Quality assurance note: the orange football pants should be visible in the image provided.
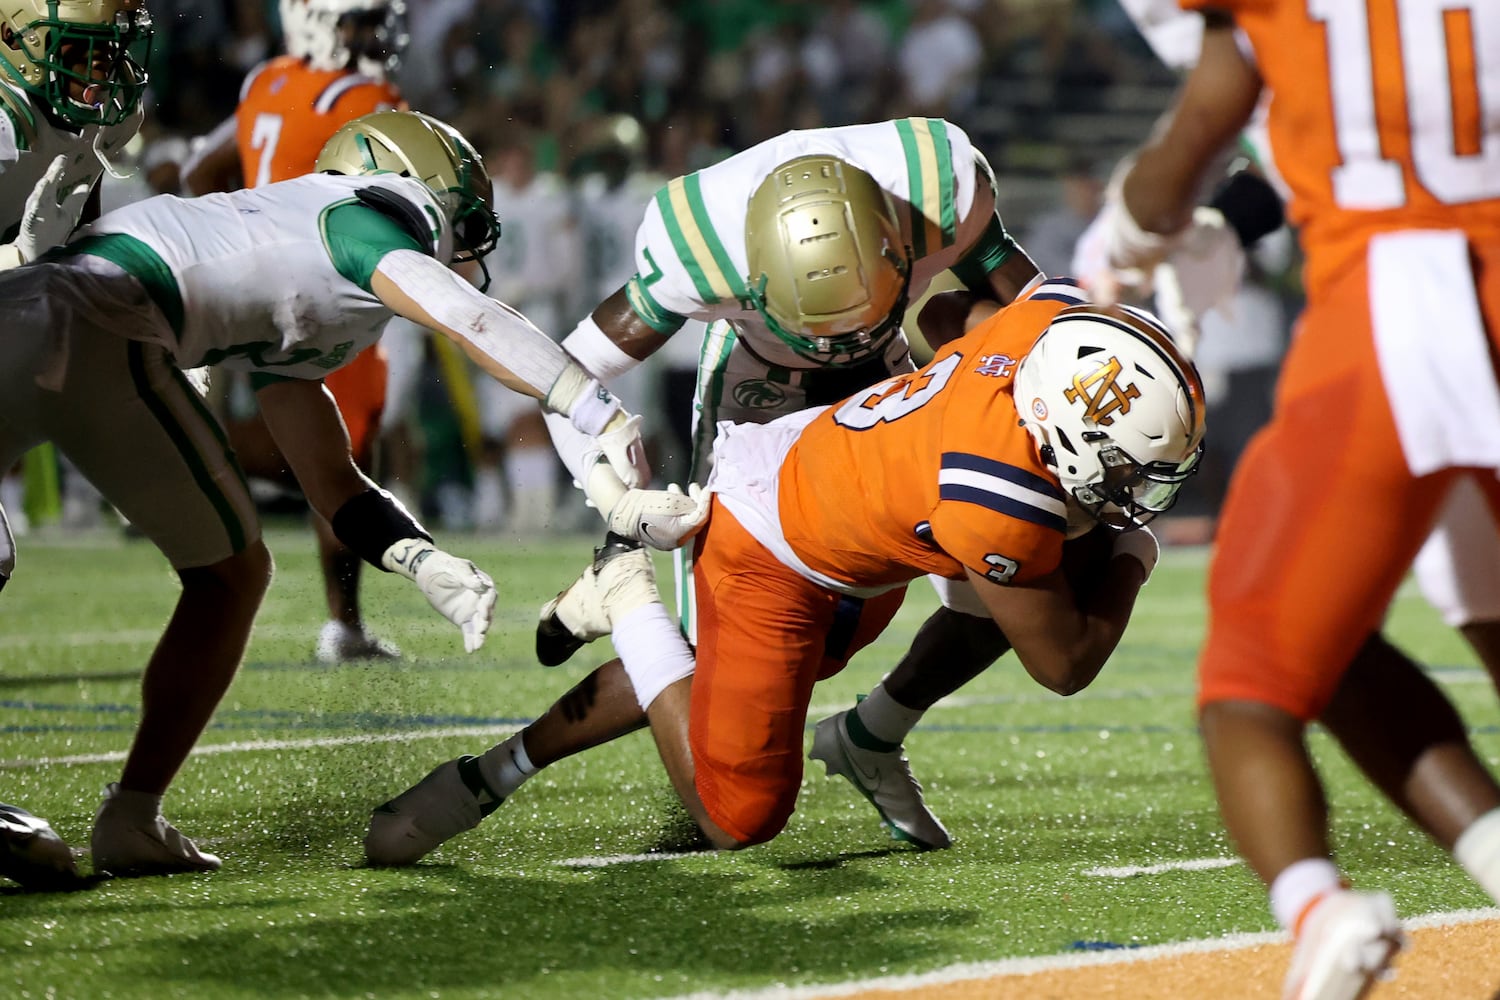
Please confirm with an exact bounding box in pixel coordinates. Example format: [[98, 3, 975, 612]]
[[690, 499, 907, 845], [1199, 241, 1500, 720], [325, 343, 388, 465]]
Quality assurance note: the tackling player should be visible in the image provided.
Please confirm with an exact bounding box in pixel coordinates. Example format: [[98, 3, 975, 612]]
[[364, 117, 1048, 858], [1094, 2, 1500, 995], [0, 110, 653, 883], [182, 0, 414, 664], [364, 285, 1200, 860], [0, 0, 154, 889]]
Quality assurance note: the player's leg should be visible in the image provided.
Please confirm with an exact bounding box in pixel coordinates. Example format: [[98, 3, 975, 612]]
[[810, 583, 1007, 850], [1198, 263, 1450, 993], [315, 347, 399, 662], [676, 500, 905, 849], [46, 332, 270, 876], [1411, 474, 1500, 688]]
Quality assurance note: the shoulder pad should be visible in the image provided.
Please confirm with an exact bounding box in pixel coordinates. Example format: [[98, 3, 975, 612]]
[[354, 183, 439, 256]]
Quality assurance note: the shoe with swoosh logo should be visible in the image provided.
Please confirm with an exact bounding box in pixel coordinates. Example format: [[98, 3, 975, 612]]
[[809, 711, 952, 850]]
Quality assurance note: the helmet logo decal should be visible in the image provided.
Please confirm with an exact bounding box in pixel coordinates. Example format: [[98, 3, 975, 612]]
[[1063, 357, 1140, 426], [1031, 398, 1047, 419]]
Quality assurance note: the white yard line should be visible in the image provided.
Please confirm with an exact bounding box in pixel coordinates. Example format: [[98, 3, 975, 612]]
[[657, 908, 1500, 1000], [1082, 857, 1242, 877], [0, 725, 518, 769]]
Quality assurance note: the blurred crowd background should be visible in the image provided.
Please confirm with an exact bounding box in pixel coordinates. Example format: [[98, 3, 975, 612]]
[[29, 0, 1302, 544]]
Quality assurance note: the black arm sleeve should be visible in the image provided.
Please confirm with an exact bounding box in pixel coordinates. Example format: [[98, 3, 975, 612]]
[[1208, 171, 1285, 249], [331, 488, 433, 570]]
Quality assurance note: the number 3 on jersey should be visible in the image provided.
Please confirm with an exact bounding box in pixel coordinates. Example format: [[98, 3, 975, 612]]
[[834, 353, 962, 430], [1313, 0, 1499, 208], [248, 113, 283, 189]]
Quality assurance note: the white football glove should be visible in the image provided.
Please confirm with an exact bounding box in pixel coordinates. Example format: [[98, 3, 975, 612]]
[[595, 411, 650, 490], [381, 539, 497, 652], [14, 155, 92, 264], [1111, 525, 1160, 583], [607, 483, 710, 551], [1150, 206, 1246, 358]]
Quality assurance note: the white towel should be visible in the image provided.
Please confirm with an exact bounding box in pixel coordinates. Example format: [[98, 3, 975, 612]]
[[1370, 230, 1500, 476]]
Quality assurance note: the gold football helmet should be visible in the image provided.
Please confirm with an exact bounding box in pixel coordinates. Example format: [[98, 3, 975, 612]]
[[0, 0, 152, 127], [744, 155, 912, 364], [315, 109, 501, 269]]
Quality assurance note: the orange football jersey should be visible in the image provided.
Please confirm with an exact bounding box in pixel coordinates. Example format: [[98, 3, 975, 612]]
[[1181, 0, 1500, 297], [777, 282, 1088, 591], [235, 55, 403, 188]]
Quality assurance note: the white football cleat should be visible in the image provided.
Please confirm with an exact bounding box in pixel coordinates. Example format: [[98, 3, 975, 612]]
[[90, 784, 221, 877], [365, 756, 503, 866], [1283, 889, 1404, 1000], [315, 620, 401, 664], [535, 533, 658, 666], [810, 710, 952, 851], [0, 803, 82, 889]]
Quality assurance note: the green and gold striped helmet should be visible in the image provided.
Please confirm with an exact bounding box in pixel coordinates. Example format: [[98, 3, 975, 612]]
[[315, 110, 501, 268], [0, 0, 152, 127], [744, 155, 912, 364]]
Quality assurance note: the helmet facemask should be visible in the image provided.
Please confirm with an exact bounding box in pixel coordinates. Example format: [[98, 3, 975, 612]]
[[1016, 303, 1207, 532], [745, 155, 914, 366], [0, 0, 152, 127]]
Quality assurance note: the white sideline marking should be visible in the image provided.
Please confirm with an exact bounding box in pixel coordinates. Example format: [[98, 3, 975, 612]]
[[1082, 857, 1241, 877], [0, 725, 517, 769], [658, 908, 1500, 1000], [557, 853, 699, 868]]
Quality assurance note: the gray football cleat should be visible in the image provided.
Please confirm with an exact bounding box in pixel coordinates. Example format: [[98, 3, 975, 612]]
[[90, 784, 221, 877], [1, 803, 82, 889], [316, 620, 401, 664], [810, 710, 952, 850], [365, 756, 503, 866]]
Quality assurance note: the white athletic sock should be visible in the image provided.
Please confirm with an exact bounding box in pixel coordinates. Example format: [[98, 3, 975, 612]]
[[1454, 807, 1500, 905], [612, 602, 696, 710], [477, 732, 537, 800], [1270, 857, 1344, 934], [853, 681, 926, 747]]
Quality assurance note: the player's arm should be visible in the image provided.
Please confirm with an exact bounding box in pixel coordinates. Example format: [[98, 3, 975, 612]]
[[1117, 11, 1262, 247], [925, 161, 1043, 346], [179, 116, 242, 196], [963, 538, 1152, 696], [255, 375, 495, 652]]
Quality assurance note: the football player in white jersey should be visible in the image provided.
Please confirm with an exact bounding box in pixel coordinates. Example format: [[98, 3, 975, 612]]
[[0, 110, 657, 885], [470, 128, 580, 533], [364, 117, 1052, 865], [0, 0, 155, 889]]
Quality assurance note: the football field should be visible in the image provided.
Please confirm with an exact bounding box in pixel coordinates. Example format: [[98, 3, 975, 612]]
[[3, 524, 1498, 998]]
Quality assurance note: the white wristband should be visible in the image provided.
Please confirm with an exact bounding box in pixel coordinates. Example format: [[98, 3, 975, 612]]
[[545, 364, 620, 437], [1111, 527, 1160, 582], [561, 314, 641, 382]]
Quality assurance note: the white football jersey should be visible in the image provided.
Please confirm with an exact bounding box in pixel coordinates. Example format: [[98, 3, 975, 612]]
[[0, 76, 140, 241], [631, 118, 987, 369], [71, 172, 451, 377]]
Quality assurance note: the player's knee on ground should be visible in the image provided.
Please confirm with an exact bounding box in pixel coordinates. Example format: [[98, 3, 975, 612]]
[[697, 761, 800, 849]]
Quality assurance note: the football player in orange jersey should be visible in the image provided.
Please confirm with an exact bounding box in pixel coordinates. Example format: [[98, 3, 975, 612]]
[[363, 282, 1205, 862], [182, 0, 413, 663], [1096, 3, 1500, 995]]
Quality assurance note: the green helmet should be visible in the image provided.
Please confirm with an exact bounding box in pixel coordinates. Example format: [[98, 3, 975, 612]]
[[315, 109, 501, 268], [0, 0, 152, 127], [744, 155, 912, 364]]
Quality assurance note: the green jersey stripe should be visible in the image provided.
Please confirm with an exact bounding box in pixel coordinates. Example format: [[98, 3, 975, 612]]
[[126, 342, 248, 553], [895, 117, 960, 258], [68, 233, 184, 339], [682, 173, 747, 301], [895, 118, 928, 260], [656, 180, 721, 304]]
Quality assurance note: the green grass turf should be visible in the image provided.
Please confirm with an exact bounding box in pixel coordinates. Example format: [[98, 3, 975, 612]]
[[2, 523, 1497, 998]]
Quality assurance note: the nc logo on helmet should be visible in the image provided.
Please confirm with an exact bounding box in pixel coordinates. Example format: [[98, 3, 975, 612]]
[[732, 379, 788, 409], [1063, 356, 1140, 427]]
